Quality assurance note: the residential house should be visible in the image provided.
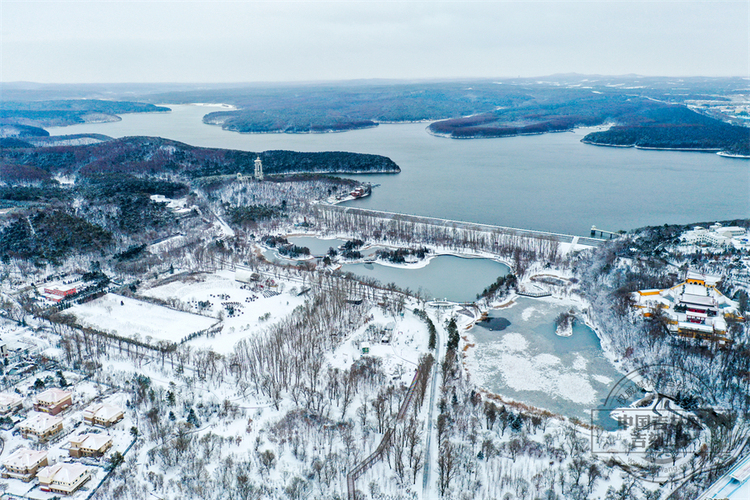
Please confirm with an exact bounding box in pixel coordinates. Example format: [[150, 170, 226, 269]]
[[34, 388, 72, 415], [68, 433, 113, 458], [0, 392, 23, 415], [2, 448, 48, 481], [20, 413, 63, 443], [37, 463, 91, 495], [82, 402, 124, 427]]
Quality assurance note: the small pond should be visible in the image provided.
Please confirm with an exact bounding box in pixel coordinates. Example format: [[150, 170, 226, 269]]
[[470, 296, 632, 427]]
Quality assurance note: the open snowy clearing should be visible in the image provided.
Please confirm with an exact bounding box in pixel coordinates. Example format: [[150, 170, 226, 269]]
[[142, 270, 308, 354], [71, 294, 218, 344]]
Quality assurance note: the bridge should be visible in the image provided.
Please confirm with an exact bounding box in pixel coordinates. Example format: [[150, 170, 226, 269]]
[[346, 367, 422, 500]]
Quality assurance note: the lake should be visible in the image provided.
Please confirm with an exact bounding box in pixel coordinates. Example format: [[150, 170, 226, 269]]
[[276, 236, 511, 302], [469, 297, 632, 425], [50, 104, 749, 236]]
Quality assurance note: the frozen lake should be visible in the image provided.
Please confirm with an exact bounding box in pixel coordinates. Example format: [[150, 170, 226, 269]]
[[469, 297, 627, 425]]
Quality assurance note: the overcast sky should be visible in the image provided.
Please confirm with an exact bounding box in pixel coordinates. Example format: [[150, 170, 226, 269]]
[[2, 0, 747, 83]]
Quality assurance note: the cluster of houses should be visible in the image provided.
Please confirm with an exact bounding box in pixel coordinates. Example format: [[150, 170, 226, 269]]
[[633, 270, 742, 344], [0, 388, 125, 495], [680, 222, 748, 248]]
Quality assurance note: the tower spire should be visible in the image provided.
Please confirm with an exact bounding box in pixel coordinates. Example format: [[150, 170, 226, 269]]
[[254, 156, 263, 181]]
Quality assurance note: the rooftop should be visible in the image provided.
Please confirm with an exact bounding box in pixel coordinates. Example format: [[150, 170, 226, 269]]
[[70, 433, 112, 450], [699, 453, 750, 499], [681, 294, 716, 307], [35, 388, 72, 405], [37, 462, 89, 484], [83, 402, 124, 421], [21, 412, 63, 433], [3, 448, 47, 469], [0, 392, 22, 407]]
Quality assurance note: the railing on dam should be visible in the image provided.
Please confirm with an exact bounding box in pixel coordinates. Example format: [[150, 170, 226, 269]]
[[316, 204, 608, 247]]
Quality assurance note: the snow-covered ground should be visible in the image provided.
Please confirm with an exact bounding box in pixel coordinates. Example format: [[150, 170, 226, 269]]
[[141, 270, 308, 353], [71, 294, 218, 344]]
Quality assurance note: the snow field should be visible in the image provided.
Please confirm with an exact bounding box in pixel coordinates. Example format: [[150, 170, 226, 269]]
[[141, 270, 309, 354], [71, 294, 218, 344]]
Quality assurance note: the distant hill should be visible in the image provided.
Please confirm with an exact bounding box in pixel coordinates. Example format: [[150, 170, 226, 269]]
[[0, 100, 170, 128], [198, 82, 530, 134], [0, 136, 401, 183], [581, 105, 750, 155]]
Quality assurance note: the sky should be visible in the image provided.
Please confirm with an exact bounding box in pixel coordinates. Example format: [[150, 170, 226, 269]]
[[1, 0, 748, 83]]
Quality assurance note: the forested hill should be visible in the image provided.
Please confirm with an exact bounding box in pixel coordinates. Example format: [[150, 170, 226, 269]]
[[199, 82, 532, 133], [0, 136, 400, 183], [581, 105, 750, 155], [428, 96, 750, 156], [0, 100, 170, 128]]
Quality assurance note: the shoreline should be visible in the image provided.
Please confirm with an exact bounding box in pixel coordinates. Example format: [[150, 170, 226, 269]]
[[460, 277, 628, 426], [205, 121, 379, 135], [426, 123, 614, 140], [280, 232, 513, 272], [717, 151, 750, 159], [583, 140, 746, 156]]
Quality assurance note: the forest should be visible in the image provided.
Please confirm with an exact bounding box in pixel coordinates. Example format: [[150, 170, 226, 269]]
[[0, 100, 169, 128], [429, 96, 750, 155], [581, 106, 750, 155], [0, 137, 400, 181]]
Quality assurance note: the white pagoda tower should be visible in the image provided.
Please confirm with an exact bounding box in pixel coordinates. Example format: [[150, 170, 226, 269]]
[[254, 157, 264, 180]]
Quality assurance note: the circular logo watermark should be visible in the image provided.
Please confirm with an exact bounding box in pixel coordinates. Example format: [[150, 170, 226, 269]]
[[590, 364, 737, 483]]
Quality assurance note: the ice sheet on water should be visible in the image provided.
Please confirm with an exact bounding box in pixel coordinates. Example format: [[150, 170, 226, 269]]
[[480, 332, 599, 405]]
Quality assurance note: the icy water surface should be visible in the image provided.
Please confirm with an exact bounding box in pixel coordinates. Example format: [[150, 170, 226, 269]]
[[471, 296, 626, 426]]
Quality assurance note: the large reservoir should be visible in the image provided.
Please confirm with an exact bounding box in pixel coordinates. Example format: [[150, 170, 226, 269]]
[[50, 104, 749, 236]]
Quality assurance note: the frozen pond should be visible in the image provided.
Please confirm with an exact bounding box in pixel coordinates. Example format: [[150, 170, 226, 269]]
[[470, 297, 628, 426], [340, 255, 509, 303], [261, 236, 510, 302], [262, 237, 509, 302]]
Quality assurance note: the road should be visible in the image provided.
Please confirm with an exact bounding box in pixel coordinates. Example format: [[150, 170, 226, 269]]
[[421, 307, 443, 496]]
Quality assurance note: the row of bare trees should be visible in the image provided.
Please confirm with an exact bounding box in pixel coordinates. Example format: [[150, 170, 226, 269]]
[[313, 205, 562, 276]]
